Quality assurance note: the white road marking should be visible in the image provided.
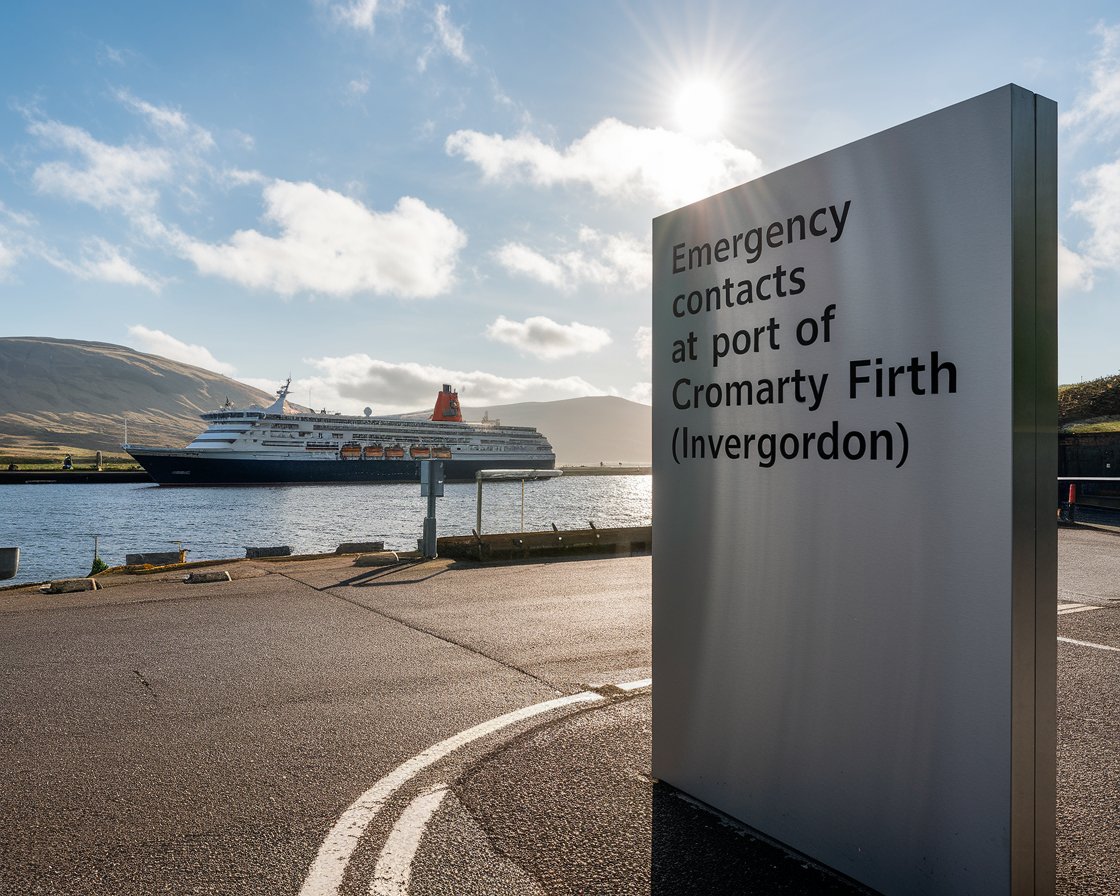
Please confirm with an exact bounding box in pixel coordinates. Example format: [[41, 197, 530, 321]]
[[299, 690, 604, 896], [362, 676, 653, 894], [1058, 602, 1101, 615], [1058, 636, 1120, 653], [369, 786, 449, 896]]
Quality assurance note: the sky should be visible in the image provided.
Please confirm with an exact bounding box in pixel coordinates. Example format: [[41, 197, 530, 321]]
[[2, 1, 1120, 415]]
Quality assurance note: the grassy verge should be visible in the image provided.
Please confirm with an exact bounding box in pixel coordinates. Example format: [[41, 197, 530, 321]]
[[0, 449, 141, 471]]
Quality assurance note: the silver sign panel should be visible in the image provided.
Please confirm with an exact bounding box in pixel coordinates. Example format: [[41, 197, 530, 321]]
[[652, 85, 1055, 894]]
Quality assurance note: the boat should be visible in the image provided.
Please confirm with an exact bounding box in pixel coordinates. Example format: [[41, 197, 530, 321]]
[[126, 382, 556, 486]]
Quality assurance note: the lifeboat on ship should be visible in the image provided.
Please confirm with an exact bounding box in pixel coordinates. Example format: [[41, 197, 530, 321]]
[[409, 445, 431, 459], [431, 446, 452, 459], [340, 442, 362, 460], [384, 445, 406, 460], [363, 444, 384, 460]]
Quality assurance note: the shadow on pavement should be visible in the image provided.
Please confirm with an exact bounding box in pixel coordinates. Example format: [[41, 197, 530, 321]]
[[651, 783, 875, 895]]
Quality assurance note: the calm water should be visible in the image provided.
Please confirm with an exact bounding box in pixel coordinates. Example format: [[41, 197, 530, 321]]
[[0, 475, 651, 586]]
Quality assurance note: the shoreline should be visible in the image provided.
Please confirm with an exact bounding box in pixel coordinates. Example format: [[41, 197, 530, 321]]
[[0, 465, 650, 485]]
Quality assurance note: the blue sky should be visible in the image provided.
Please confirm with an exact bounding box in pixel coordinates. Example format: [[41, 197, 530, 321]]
[[1, 1, 1119, 414]]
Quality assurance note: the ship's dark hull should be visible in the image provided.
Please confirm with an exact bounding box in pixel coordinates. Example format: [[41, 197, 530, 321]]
[[128, 452, 555, 486]]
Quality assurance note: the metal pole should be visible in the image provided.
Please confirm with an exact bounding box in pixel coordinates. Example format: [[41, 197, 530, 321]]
[[476, 473, 483, 535], [420, 460, 443, 558]]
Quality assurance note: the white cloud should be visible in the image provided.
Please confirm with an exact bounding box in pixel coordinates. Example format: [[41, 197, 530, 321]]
[[298, 354, 605, 414], [114, 89, 216, 151], [326, 0, 380, 31], [629, 382, 652, 405], [1060, 23, 1120, 293], [1061, 23, 1120, 144], [634, 326, 652, 361], [0, 201, 36, 230], [495, 227, 649, 292], [0, 239, 18, 276], [1059, 239, 1096, 294], [0, 202, 31, 276], [419, 4, 470, 71], [347, 77, 371, 98], [175, 179, 466, 298], [29, 119, 173, 215], [1071, 157, 1120, 275], [446, 117, 763, 207], [27, 93, 216, 221], [485, 315, 612, 360], [127, 325, 237, 375], [494, 244, 566, 288], [220, 168, 267, 188], [434, 4, 469, 63], [97, 43, 127, 66], [44, 238, 162, 291]]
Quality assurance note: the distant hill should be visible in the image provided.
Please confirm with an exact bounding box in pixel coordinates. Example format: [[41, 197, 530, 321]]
[[462, 397, 650, 466], [0, 337, 276, 454], [0, 337, 652, 465], [1059, 374, 1120, 433]]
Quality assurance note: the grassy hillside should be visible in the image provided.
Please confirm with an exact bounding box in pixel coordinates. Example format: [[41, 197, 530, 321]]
[[1059, 374, 1120, 433], [0, 337, 276, 455]]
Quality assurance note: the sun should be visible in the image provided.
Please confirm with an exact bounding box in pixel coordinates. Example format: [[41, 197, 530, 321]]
[[673, 78, 727, 137]]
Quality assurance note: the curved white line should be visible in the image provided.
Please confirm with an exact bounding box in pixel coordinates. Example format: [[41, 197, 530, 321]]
[[299, 690, 604, 896], [369, 787, 449, 896], [363, 676, 653, 894]]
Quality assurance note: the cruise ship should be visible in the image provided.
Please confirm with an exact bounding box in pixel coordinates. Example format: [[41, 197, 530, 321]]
[[126, 381, 556, 485]]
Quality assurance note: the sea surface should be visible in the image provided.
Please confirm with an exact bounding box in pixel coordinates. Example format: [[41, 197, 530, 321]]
[[0, 475, 651, 587]]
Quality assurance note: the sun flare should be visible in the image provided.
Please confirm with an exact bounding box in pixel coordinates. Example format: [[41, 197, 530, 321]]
[[673, 79, 727, 137]]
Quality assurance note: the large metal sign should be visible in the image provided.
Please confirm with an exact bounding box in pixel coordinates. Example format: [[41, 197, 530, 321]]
[[652, 85, 1056, 894]]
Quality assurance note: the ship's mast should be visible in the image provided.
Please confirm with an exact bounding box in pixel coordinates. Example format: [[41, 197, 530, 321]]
[[266, 377, 292, 415]]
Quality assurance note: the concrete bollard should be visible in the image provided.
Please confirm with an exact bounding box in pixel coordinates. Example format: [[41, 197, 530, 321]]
[[245, 546, 292, 559], [184, 570, 232, 584], [45, 578, 100, 594], [0, 547, 19, 580], [126, 551, 185, 567], [336, 541, 385, 554]]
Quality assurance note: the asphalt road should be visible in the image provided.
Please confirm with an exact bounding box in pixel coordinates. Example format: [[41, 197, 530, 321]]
[[0, 554, 652, 895], [0, 531, 1117, 895]]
